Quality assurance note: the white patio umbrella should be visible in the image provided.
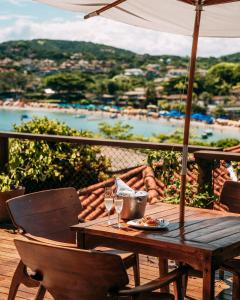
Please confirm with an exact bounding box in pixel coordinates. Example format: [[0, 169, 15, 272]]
[[36, 0, 240, 223]]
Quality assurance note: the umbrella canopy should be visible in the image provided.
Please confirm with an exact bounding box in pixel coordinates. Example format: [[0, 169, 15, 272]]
[[35, 0, 240, 224], [37, 0, 240, 37]]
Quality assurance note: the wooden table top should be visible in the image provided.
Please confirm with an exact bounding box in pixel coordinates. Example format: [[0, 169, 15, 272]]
[[72, 203, 240, 270]]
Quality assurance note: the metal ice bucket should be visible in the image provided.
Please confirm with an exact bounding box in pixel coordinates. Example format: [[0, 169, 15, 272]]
[[120, 192, 148, 220]]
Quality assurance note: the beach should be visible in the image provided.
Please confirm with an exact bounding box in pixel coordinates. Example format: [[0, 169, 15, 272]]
[[0, 102, 240, 141]]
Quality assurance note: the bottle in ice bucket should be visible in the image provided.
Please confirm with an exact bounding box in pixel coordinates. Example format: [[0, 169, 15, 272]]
[[115, 178, 148, 220]]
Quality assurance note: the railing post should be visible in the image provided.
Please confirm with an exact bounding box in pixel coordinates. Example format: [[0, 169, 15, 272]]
[[0, 137, 9, 171], [195, 157, 214, 194]]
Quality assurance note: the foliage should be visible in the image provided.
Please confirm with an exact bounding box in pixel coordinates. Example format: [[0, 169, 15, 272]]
[[212, 105, 226, 118], [147, 150, 216, 208], [145, 82, 157, 105], [205, 63, 240, 95], [147, 150, 181, 186], [164, 180, 217, 208], [0, 174, 21, 192], [211, 138, 240, 149], [6, 117, 110, 193], [44, 72, 92, 100], [0, 71, 28, 93], [99, 121, 134, 140], [151, 129, 209, 146], [1, 40, 240, 109]]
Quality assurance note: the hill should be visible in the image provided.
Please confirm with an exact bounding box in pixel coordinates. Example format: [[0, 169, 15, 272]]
[[0, 39, 239, 68]]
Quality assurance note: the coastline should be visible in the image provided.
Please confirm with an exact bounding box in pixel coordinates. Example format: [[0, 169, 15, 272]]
[[1, 104, 240, 133]]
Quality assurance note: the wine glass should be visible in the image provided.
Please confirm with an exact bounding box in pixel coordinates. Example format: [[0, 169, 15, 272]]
[[114, 196, 124, 229], [104, 187, 113, 225]]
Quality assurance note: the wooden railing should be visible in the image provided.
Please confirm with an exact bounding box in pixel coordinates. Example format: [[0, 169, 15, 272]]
[[0, 131, 221, 169], [194, 150, 240, 193], [1, 131, 240, 193]]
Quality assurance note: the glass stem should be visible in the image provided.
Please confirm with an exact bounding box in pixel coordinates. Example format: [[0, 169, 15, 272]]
[[118, 213, 120, 228], [108, 211, 110, 225]]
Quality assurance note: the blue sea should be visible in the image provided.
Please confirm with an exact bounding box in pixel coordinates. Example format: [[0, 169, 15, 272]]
[[0, 108, 239, 142]]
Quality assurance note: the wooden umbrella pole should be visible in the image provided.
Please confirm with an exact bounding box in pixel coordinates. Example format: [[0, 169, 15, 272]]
[[179, 0, 203, 225]]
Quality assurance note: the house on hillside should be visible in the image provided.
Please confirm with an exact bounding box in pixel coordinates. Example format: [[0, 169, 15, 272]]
[[124, 68, 145, 77], [162, 94, 187, 103], [167, 68, 188, 78], [101, 94, 115, 104], [121, 87, 146, 107]]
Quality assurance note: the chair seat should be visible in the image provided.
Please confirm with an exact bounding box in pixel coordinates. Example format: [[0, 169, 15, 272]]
[[94, 246, 136, 268], [131, 292, 174, 300], [223, 256, 240, 275]]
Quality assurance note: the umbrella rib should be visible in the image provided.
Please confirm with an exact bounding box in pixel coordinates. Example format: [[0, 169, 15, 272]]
[[72, 3, 108, 7], [115, 6, 148, 21], [177, 0, 196, 5], [84, 0, 127, 19]]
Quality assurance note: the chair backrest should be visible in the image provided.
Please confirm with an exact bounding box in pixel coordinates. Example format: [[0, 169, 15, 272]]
[[15, 238, 129, 300], [220, 180, 240, 213], [7, 188, 82, 243]]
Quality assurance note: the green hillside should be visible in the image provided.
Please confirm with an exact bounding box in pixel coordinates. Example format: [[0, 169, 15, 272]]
[[0, 39, 239, 67]]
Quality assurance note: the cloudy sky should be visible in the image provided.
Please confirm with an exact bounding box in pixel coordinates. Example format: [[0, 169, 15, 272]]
[[1, 0, 240, 57]]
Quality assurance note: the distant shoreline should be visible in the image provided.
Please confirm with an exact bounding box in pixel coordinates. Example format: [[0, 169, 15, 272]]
[[1, 104, 240, 135]]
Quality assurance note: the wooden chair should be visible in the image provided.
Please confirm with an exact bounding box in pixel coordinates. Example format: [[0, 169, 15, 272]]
[[14, 238, 186, 300], [214, 180, 240, 213], [7, 188, 140, 300], [214, 180, 240, 300]]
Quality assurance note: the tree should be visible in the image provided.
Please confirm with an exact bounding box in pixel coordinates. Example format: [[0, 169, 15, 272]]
[[45, 72, 91, 100], [107, 80, 119, 95], [205, 63, 240, 95], [145, 82, 157, 106], [213, 105, 225, 118], [7, 117, 110, 192], [0, 71, 28, 94], [199, 91, 212, 109]]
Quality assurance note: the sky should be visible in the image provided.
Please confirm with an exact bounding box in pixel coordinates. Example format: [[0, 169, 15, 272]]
[[1, 0, 240, 57]]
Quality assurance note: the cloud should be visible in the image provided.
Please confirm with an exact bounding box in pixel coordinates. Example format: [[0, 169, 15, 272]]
[[0, 14, 36, 21], [6, 0, 31, 6], [0, 15, 240, 57]]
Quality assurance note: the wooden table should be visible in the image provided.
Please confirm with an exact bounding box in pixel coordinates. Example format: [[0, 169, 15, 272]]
[[72, 203, 240, 300]]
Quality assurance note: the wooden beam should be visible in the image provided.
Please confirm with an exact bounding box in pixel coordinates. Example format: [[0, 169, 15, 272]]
[[0, 131, 221, 153], [194, 150, 240, 162], [84, 0, 126, 19], [204, 0, 240, 5]]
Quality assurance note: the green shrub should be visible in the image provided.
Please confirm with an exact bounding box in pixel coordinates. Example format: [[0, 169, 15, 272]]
[[147, 150, 216, 208], [0, 174, 20, 192], [164, 180, 216, 208], [7, 117, 110, 193], [211, 138, 240, 149]]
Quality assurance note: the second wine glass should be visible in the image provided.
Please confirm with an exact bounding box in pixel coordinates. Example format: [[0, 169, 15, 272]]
[[114, 196, 124, 229]]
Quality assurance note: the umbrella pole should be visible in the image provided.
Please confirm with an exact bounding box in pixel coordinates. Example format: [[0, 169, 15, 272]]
[[179, 1, 203, 225]]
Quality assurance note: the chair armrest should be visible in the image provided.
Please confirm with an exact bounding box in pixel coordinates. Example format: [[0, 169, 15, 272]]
[[23, 233, 76, 248], [117, 267, 187, 296], [213, 201, 229, 212]]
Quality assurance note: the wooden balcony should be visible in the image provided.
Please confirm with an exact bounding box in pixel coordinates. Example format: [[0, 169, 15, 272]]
[[0, 227, 233, 300]]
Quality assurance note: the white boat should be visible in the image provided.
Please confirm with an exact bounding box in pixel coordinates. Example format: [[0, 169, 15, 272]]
[[203, 129, 213, 136], [75, 114, 87, 119]]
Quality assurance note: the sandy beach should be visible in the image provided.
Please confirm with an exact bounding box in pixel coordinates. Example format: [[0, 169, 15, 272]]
[[1, 103, 240, 133]]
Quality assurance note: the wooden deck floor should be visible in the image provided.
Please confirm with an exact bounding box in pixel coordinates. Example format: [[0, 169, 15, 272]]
[[0, 226, 233, 300]]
